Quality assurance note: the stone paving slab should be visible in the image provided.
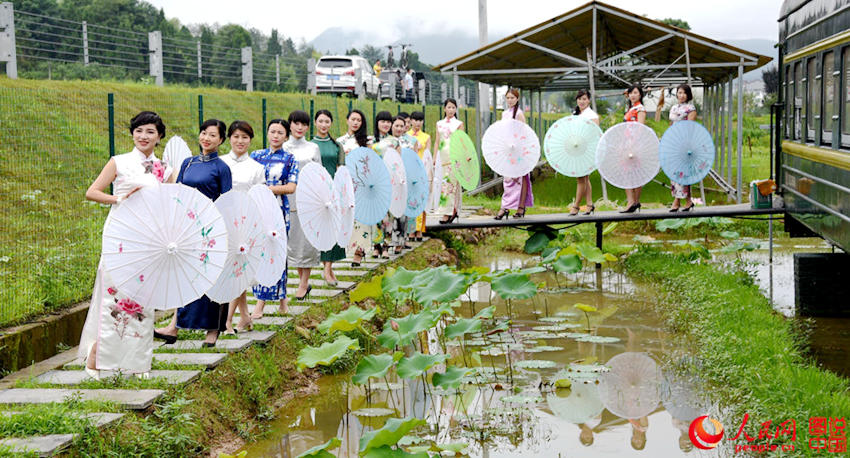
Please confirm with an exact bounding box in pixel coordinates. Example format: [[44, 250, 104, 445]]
[[0, 389, 164, 410], [251, 317, 292, 327], [156, 339, 252, 353], [0, 411, 125, 429], [328, 270, 370, 277], [236, 305, 308, 317], [152, 352, 227, 369], [285, 277, 355, 289], [0, 433, 77, 457], [35, 370, 201, 386], [234, 330, 276, 344], [246, 297, 325, 305], [285, 287, 341, 298]]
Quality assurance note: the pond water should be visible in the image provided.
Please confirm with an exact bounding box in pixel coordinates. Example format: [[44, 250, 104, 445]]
[[243, 251, 712, 457]]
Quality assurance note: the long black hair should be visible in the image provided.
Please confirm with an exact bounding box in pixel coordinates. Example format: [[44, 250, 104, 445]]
[[374, 110, 393, 140], [347, 110, 369, 147], [573, 89, 591, 116], [314, 109, 340, 150], [626, 84, 644, 109], [676, 83, 693, 102], [443, 98, 458, 119]]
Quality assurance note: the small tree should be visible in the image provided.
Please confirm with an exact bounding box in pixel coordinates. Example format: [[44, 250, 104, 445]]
[[360, 45, 384, 66], [658, 18, 691, 30], [762, 65, 779, 95], [346, 48, 360, 56]]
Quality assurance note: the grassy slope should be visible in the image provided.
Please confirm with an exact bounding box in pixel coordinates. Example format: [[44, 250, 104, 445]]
[[0, 77, 474, 328], [626, 249, 850, 452]]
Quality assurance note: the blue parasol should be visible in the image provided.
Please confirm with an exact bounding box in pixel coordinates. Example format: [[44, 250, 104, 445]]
[[401, 147, 428, 217], [658, 120, 714, 185], [345, 147, 392, 225], [543, 115, 602, 177]]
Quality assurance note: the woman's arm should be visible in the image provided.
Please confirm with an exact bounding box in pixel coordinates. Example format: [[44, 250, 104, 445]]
[[515, 110, 526, 123], [687, 110, 697, 121], [270, 183, 296, 195], [637, 111, 647, 124], [85, 158, 128, 205]]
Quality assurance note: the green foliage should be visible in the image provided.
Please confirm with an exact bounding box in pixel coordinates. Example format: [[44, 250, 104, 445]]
[[657, 18, 691, 30], [359, 417, 427, 455], [411, 268, 470, 306], [317, 306, 377, 334], [377, 310, 439, 349], [524, 231, 553, 254], [444, 317, 482, 339], [296, 336, 360, 371], [352, 354, 395, 385], [552, 254, 582, 273], [350, 274, 385, 303], [395, 352, 448, 379], [296, 438, 341, 458], [491, 272, 537, 300], [432, 366, 472, 391]]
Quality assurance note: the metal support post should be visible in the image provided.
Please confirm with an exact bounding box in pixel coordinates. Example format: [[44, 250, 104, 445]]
[[492, 85, 497, 121], [736, 61, 744, 203], [418, 79, 425, 105], [262, 98, 267, 148], [148, 31, 163, 86], [82, 21, 89, 66], [197, 40, 202, 79], [595, 221, 603, 288], [586, 48, 607, 201], [309, 99, 314, 138], [389, 71, 397, 101], [356, 67, 364, 100], [0, 2, 17, 79], [275, 54, 280, 85], [459, 86, 466, 107], [719, 82, 726, 172], [198, 95, 204, 130], [307, 58, 317, 95], [241, 47, 253, 92], [453, 71, 459, 100], [537, 89, 542, 138], [726, 77, 733, 188], [441, 82, 447, 102]]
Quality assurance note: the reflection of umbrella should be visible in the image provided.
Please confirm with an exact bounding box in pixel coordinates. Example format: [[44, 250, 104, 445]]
[[596, 123, 660, 189], [333, 166, 356, 248], [401, 148, 428, 218], [163, 135, 192, 172], [659, 120, 714, 185], [345, 147, 392, 225], [296, 162, 341, 251], [546, 380, 604, 424], [429, 151, 443, 211], [598, 352, 661, 419], [660, 371, 705, 422], [482, 119, 541, 177], [247, 184, 287, 286], [449, 130, 481, 190], [543, 116, 602, 177], [383, 148, 408, 218], [206, 190, 267, 302], [102, 183, 227, 310]]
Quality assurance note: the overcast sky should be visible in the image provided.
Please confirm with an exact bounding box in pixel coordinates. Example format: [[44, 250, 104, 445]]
[[146, 0, 780, 45]]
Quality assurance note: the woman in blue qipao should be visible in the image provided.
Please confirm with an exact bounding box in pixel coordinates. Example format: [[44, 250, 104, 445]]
[[249, 119, 298, 318], [155, 119, 232, 347]]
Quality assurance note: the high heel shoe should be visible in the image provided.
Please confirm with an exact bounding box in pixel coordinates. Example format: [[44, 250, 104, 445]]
[[439, 214, 459, 224], [494, 209, 510, 220], [568, 204, 579, 216], [583, 204, 595, 215], [619, 203, 641, 214], [681, 204, 694, 212], [295, 285, 312, 301], [154, 331, 178, 345], [513, 208, 526, 218], [669, 207, 679, 212], [235, 321, 253, 333]]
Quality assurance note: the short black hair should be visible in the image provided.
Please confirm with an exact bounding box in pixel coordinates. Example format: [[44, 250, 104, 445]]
[[676, 83, 693, 102], [626, 84, 644, 108], [398, 111, 410, 119], [199, 119, 226, 138], [129, 111, 165, 138], [375, 111, 393, 139], [267, 118, 290, 134], [315, 109, 333, 122], [288, 110, 311, 126], [411, 111, 425, 121], [227, 120, 254, 139]]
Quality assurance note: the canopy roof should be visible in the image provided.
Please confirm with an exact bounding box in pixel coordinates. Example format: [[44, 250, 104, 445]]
[[434, 1, 772, 90]]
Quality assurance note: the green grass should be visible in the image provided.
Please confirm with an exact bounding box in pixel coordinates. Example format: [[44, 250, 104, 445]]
[[0, 77, 477, 328], [626, 248, 850, 452]]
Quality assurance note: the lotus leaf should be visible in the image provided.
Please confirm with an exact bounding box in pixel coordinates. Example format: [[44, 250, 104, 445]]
[[576, 244, 608, 264], [352, 407, 396, 417], [560, 332, 590, 339], [359, 417, 427, 454], [401, 446, 432, 454], [525, 345, 564, 353], [655, 218, 688, 232], [436, 443, 468, 453], [377, 310, 439, 349], [574, 303, 597, 313], [352, 354, 395, 385], [568, 363, 610, 373], [433, 301, 460, 317], [397, 435, 425, 446], [445, 317, 482, 339], [532, 325, 573, 332], [515, 359, 558, 369], [541, 246, 560, 263], [350, 274, 385, 302], [296, 335, 360, 371], [363, 445, 429, 458], [381, 267, 418, 301], [318, 305, 377, 334], [396, 352, 448, 379], [538, 316, 568, 323], [553, 254, 582, 273], [500, 394, 544, 404], [296, 438, 341, 458], [518, 266, 547, 275], [473, 305, 495, 320], [491, 273, 537, 300], [524, 231, 552, 254], [432, 365, 472, 390], [603, 253, 618, 262], [602, 222, 619, 235], [575, 335, 621, 343], [412, 268, 470, 305]]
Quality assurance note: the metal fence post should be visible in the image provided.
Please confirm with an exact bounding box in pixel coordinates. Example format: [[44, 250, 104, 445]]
[[307, 58, 316, 95], [309, 99, 314, 138], [196, 40, 202, 80], [348, 99, 352, 115], [0, 2, 18, 79], [275, 54, 280, 86], [198, 95, 204, 130], [262, 98, 267, 148], [389, 71, 397, 101], [108, 93, 115, 193], [441, 83, 447, 103], [241, 47, 253, 92], [418, 79, 425, 105], [459, 86, 466, 108], [82, 21, 89, 66], [372, 100, 377, 127], [148, 31, 163, 86]]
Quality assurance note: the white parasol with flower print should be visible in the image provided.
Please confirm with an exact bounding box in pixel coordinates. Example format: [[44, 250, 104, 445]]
[[101, 183, 228, 310]]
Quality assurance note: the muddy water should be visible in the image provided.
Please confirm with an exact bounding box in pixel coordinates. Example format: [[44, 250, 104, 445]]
[[243, 250, 709, 457]]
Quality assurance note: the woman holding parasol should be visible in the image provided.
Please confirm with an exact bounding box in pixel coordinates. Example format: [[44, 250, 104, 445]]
[[667, 84, 697, 212], [494, 88, 534, 219], [312, 109, 346, 286], [569, 89, 600, 215], [620, 84, 647, 213], [337, 110, 373, 267], [434, 98, 464, 224]]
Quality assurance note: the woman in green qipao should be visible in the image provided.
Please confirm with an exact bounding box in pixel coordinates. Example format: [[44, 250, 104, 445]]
[[312, 110, 346, 286]]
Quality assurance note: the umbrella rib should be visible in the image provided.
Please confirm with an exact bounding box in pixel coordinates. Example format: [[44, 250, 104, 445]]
[[102, 235, 165, 249], [170, 199, 213, 247]]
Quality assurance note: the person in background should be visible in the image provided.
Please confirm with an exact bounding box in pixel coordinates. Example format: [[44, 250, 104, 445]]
[[312, 109, 346, 286], [434, 98, 464, 224], [407, 111, 431, 241], [250, 119, 297, 318], [568, 89, 599, 216], [373, 59, 382, 77], [399, 111, 412, 132], [404, 69, 415, 103], [494, 88, 533, 219], [337, 109, 373, 267], [620, 84, 647, 214], [668, 83, 697, 212], [156, 119, 232, 347], [285, 110, 322, 301], [372, 110, 398, 258], [79, 111, 174, 379], [220, 120, 265, 334]]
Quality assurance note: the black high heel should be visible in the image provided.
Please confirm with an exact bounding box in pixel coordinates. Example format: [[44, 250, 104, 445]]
[[681, 204, 694, 212], [154, 331, 177, 345], [513, 208, 526, 218], [295, 285, 312, 301], [619, 203, 641, 214], [494, 209, 510, 220], [439, 213, 459, 224], [669, 206, 679, 212], [583, 204, 595, 215]]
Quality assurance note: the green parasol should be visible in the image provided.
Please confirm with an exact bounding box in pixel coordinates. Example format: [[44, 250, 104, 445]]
[[449, 130, 481, 191]]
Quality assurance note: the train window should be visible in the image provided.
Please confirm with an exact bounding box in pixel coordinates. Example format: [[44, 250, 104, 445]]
[[795, 61, 803, 140], [808, 57, 819, 141], [823, 51, 835, 141], [844, 48, 850, 146]]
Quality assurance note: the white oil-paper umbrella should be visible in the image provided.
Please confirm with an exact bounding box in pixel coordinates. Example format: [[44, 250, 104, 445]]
[[297, 162, 341, 251], [101, 183, 228, 310], [383, 147, 408, 218], [333, 166, 356, 248], [247, 184, 288, 286]]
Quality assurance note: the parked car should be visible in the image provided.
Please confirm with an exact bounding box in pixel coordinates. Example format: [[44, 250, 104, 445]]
[[314, 55, 381, 99]]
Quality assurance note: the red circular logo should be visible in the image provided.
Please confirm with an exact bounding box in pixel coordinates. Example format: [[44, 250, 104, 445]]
[[689, 415, 725, 450]]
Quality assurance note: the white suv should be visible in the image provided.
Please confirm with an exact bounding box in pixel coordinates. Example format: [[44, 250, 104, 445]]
[[315, 55, 381, 98]]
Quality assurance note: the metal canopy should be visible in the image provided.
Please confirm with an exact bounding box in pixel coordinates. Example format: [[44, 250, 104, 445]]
[[433, 1, 772, 90]]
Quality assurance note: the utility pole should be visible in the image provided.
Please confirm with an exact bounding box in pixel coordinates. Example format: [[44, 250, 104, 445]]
[[477, 0, 489, 155]]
